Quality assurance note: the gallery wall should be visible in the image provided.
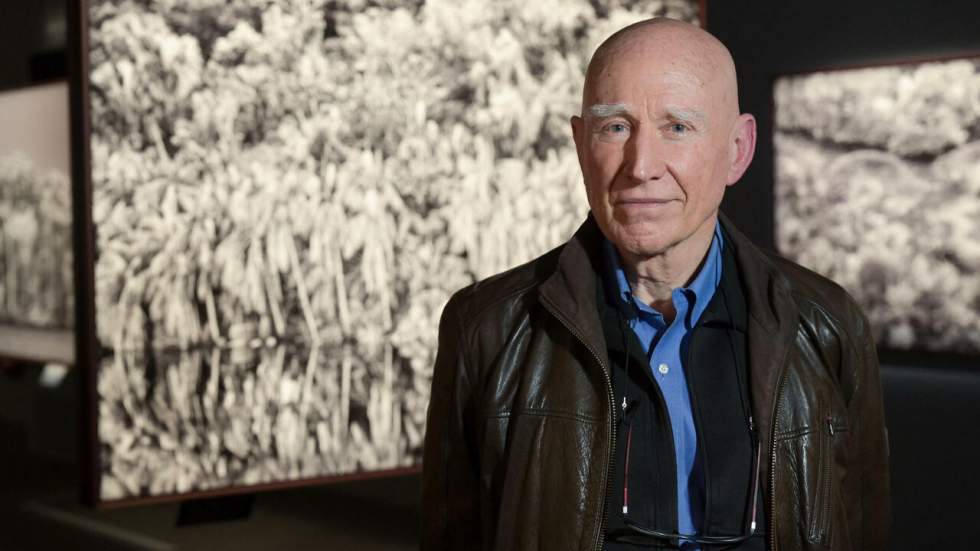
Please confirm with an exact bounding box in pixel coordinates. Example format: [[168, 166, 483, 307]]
[[707, 1, 980, 548], [0, 0, 67, 90]]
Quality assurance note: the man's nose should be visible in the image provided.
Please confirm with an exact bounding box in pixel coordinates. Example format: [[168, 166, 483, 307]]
[[624, 126, 666, 182]]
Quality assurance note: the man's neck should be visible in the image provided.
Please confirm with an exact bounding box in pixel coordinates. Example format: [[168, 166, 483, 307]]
[[617, 215, 718, 321]]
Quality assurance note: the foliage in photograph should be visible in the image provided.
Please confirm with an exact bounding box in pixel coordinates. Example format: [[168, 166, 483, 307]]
[[0, 152, 73, 329], [88, 0, 701, 499]]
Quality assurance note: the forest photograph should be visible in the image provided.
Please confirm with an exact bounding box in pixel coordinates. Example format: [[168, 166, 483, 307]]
[[86, 0, 701, 500], [0, 82, 74, 335]]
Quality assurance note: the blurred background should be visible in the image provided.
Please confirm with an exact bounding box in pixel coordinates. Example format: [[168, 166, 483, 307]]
[[1, 0, 979, 549]]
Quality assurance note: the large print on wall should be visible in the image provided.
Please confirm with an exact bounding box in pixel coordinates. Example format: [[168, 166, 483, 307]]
[[774, 55, 980, 355], [81, 0, 702, 503], [0, 81, 74, 363]]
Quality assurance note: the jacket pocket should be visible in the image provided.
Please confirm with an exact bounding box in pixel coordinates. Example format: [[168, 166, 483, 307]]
[[808, 416, 848, 545]]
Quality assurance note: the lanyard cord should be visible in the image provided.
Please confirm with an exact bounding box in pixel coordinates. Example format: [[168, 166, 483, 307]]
[[618, 307, 632, 419], [617, 310, 633, 514], [719, 281, 755, 436]]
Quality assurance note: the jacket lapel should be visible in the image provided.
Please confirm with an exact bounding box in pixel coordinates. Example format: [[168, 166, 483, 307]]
[[718, 213, 800, 487], [538, 216, 610, 370]]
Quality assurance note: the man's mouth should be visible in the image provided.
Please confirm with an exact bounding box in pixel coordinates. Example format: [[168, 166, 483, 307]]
[[616, 198, 677, 206]]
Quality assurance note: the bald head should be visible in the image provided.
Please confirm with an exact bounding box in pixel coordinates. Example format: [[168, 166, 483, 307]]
[[582, 18, 740, 123]]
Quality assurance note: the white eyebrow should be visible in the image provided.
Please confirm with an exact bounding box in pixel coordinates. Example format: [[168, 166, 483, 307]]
[[588, 104, 708, 126], [588, 103, 628, 118], [666, 107, 707, 124]]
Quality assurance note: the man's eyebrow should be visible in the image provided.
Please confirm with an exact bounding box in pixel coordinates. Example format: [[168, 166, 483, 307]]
[[588, 103, 628, 118], [665, 107, 707, 124], [588, 104, 708, 125]]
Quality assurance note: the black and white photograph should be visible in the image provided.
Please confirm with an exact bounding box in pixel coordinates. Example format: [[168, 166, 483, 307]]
[[0, 81, 74, 362], [774, 56, 980, 354], [84, 0, 702, 502]]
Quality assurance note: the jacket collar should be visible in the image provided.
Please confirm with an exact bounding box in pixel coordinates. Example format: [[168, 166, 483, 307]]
[[717, 211, 798, 338], [538, 212, 800, 455], [539, 213, 797, 333], [595, 222, 747, 364], [537, 215, 610, 363]]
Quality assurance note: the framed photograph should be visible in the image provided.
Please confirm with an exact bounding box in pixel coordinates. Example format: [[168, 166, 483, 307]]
[[74, 0, 702, 505], [0, 81, 74, 365], [773, 55, 980, 356]]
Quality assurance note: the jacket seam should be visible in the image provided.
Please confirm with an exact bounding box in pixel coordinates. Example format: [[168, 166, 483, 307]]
[[774, 425, 815, 441], [458, 280, 541, 354], [481, 408, 602, 425], [790, 291, 862, 361], [774, 420, 850, 442], [450, 297, 476, 401]]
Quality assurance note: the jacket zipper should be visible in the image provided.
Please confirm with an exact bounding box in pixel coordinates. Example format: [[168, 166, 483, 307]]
[[812, 416, 835, 541], [768, 353, 791, 551], [539, 300, 616, 551]]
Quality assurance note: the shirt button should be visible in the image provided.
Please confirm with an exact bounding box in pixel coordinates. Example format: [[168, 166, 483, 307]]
[[658, 363, 669, 375]]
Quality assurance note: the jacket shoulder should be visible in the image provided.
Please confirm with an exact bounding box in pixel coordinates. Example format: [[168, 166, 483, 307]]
[[444, 244, 562, 332], [765, 251, 870, 338]]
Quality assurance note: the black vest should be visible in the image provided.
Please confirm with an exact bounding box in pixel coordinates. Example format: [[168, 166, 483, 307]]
[[599, 230, 768, 550]]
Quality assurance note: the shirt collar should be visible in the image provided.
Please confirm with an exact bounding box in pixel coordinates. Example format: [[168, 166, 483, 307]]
[[601, 222, 724, 325]]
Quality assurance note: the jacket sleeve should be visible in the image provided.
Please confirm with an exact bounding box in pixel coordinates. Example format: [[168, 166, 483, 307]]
[[420, 294, 483, 550], [845, 308, 891, 551]]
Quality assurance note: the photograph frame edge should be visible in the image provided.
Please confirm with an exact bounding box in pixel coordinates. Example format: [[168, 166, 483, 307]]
[[67, 0, 100, 507]]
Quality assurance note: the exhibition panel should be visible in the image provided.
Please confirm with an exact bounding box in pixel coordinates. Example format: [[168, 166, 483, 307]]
[[774, 56, 980, 355], [0, 81, 74, 364], [75, 0, 702, 505]]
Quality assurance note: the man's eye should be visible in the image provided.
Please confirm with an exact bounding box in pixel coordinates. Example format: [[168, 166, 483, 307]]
[[668, 122, 689, 134], [603, 122, 629, 135]]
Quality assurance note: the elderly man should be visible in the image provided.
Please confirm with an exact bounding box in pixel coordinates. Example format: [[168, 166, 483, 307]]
[[421, 18, 890, 551]]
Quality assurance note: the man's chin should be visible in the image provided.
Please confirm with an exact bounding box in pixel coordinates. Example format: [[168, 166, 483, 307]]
[[609, 228, 675, 259]]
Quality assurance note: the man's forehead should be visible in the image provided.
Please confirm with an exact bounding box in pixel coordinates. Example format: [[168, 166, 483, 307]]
[[589, 55, 715, 96], [583, 59, 733, 121], [581, 19, 739, 118]]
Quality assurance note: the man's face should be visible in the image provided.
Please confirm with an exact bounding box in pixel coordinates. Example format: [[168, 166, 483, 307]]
[[572, 39, 745, 258]]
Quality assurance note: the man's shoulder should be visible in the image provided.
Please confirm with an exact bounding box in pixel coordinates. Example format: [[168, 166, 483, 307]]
[[763, 249, 870, 338], [721, 214, 866, 332], [444, 243, 563, 330], [765, 251, 851, 307]]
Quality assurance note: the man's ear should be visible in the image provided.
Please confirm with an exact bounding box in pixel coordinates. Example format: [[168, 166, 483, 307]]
[[571, 115, 585, 150], [570, 115, 588, 173], [726, 113, 756, 186]]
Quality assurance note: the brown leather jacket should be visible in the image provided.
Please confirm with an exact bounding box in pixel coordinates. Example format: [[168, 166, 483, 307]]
[[421, 214, 890, 551]]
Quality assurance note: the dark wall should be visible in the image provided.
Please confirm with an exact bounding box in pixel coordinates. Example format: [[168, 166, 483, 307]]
[[0, 0, 67, 89], [707, 1, 980, 548]]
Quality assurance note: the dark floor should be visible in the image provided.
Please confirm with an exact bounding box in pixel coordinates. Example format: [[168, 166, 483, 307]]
[[0, 365, 420, 551], [3, 478, 420, 551]]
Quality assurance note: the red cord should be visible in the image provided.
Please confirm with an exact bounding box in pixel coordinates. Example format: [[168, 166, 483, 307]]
[[623, 423, 633, 514]]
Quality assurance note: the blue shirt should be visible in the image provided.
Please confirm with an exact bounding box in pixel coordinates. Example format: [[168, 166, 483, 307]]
[[602, 223, 724, 543]]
